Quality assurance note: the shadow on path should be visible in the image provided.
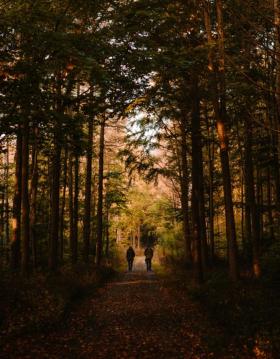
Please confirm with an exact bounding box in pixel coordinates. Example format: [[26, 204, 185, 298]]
[[2, 257, 254, 358]]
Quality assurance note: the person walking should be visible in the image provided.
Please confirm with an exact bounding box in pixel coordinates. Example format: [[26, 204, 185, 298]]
[[144, 246, 154, 271], [126, 246, 135, 271]]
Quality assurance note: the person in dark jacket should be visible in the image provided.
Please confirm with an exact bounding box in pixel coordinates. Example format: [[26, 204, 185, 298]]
[[144, 246, 154, 271], [126, 246, 135, 271]]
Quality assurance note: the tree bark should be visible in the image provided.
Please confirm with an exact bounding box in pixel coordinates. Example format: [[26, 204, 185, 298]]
[[30, 125, 39, 268], [203, 0, 239, 280], [72, 153, 79, 264], [69, 154, 74, 263], [179, 117, 192, 264], [59, 147, 68, 261], [11, 127, 23, 271], [241, 169, 245, 253], [5, 141, 10, 249], [83, 119, 93, 263], [49, 76, 64, 271], [191, 80, 203, 284], [96, 118, 105, 266], [196, 103, 208, 269], [0, 155, 4, 255], [244, 117, 261, 277], [256, 164, 263, 244], [21, 118, 30, 274], [92, 173, 97, 257], [105, 207, 110, 258], [206, 111, 215, 263], [267, 167, 274, 240], [274, 0, 280, 228], [49, 129, 61, 271]]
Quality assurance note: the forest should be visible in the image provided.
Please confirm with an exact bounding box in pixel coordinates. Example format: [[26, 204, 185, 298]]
[[1, 1, 280, 358]]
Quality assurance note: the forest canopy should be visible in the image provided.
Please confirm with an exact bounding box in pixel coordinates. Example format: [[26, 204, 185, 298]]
[[0, 0, 280, 282], [2, 1, 280, 357]]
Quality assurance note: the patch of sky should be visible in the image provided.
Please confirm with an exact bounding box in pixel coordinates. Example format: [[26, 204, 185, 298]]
[[126, 111, 159, 153]]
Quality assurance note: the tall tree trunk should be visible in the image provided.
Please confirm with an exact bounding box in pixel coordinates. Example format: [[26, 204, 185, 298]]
[[96, 118, 105, 266], [203, 0, 239, 280], [69, 154, 74, 263], [59, 147, 68, 261], [256, 164, 263, 243], [241, 170, 245, 253], [236, 119, 248, 254], [83, 119, 93, 263], [240, 116, 252, 254], [49, 129, 61, 271], [0, 155, 4, 254], [72, 153, 79, 264], [206, 108, 215, 263], [92, 173, 97, 257], [274, 0, 280, 228], [179, 117, 192, 264], [244, 117, 261, 277], [191, 80, 203, 284], [5, 141, 10, 249], [275, 0, 280, 117], [105, 206, 110, 258], [49, 76, 64, 271], [195, 102, 208, 269], [11, 127, 23, 271], [267, 167, 274, 240], [21, 118, 30, 274], [30, 126, 39, 269], [244, 183, 252, 251]]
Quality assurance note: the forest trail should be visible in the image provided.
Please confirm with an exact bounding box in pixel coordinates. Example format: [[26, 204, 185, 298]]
[[2, 258, 251, 359], [131, 255, 147, 271]]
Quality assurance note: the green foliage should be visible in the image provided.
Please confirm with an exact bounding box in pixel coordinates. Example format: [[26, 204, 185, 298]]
[[105, 170, 127, 212], [158, 223, 183, 250]]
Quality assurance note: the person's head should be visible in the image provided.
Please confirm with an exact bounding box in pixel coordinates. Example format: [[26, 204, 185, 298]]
[[129, 246, 133, 249]]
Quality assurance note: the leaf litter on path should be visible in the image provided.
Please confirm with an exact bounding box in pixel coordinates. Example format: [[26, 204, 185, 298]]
[[2, 264, 256, 359]]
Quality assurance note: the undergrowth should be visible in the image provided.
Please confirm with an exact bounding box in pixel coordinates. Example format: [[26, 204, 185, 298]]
[[0, 264, 115, 340], [159, 248, 280, 358]]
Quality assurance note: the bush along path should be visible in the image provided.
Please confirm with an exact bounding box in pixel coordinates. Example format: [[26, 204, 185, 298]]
[[2, 258, 259, 359]]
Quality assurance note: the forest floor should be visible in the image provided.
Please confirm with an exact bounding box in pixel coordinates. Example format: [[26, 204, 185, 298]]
[[1, 256, 271, 359]]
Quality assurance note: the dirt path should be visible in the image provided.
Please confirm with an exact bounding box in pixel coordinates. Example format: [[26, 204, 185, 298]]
[[1, 258, 250, 359], [131, 255, 146, 271]]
